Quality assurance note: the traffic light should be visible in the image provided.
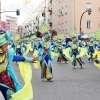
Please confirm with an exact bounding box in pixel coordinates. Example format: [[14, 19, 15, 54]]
[[16, 9, 20, 15], [88, 8, 92, 15]]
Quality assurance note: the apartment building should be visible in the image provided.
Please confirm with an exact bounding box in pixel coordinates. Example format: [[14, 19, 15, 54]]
[[6, 16, 17, 34], [51, 0, 100, 35], [17, 25, 22, 38], [22, 0, 100, 37], [22, 0, 49, 37]]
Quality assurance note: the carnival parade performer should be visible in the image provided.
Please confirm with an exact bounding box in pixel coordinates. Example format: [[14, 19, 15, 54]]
[[85, 37, 96, 62], [71, 37, 85, 68], [37, 23, 54, 82], [30, 35, 37, 52], [56, 34, 68, 64], [63, 36, 85, 69], [11, 41, 17, 55], [93, 45, 100, 68], [93, 30, 100, 68], [0, 21, 38, 100]]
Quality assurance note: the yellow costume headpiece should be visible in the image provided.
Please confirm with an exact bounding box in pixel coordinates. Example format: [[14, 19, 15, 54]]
[[88, 32, 93, 38], [94, 30, 100, 40], [13, 33, 20, 41], [57, 34, 63, 39], [68, 28, 76, 37], [39, 23, 51, 39]]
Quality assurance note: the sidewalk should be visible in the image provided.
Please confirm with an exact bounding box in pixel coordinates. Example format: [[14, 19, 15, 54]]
[[0, 92, 4, 100]]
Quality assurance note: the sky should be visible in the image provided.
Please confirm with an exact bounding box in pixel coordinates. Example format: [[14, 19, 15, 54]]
[[1, 0, 44, 25]]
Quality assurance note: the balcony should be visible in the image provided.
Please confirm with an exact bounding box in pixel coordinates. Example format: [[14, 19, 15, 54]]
[[48, 6, 52, 12], [50, 0, 52, 3], [36, 17, 39, 20], [48, 19, 52, 25]]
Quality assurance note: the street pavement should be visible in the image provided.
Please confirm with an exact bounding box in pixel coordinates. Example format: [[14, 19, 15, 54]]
[[0, 54, 100, 100]]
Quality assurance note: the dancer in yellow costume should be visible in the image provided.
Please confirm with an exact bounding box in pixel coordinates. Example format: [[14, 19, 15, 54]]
[[63, 36, 85, 68], [0, 21, 38, 100], [93, 45, 100, 68], [37, 23, 54, 82], [56, 34, 68, 63]]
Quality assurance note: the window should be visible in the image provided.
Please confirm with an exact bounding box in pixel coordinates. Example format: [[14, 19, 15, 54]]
[[87, 3, 92, 10], [57, 24, 59, 29], [58, 9, 61, 17], [65, 6, 67, 14], [62, 23, 64, 31], [65, 22, 67, 29], [59, 24, 61, 29], [87, 20, 92, 28], [61, 7, 64, 16]]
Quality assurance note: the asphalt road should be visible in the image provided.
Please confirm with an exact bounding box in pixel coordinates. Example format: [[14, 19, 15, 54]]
[[0, 54, 100, 100]]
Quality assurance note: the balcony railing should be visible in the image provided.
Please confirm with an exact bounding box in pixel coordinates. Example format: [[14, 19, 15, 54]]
[[48, 19, 52, 24], [50, 0, 52, 3], [48, 6, 52, 12]]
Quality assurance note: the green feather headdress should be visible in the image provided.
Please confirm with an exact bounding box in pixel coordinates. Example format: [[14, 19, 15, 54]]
[[57, 33, 64, 39], [38, 24, 49, 33], [38, 23, 51, 38], [13, 34, 20, 41], [88, 32, 93, 38], [94, 30, 100, 40], [68, 28, 76, 38]]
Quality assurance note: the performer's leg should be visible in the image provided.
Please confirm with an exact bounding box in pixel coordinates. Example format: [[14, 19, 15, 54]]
[[0, 85, 11, 100], [57, 56, 61, 63], [72, 58, 76, 68], [88, 58, 91, 62], [57, 57, 59, 62], [42, 65, 47, 81], [77, 58, 83, 68], [44, 65, 46, 78], [89, 52, 92, 62], [79, 58, 85, 64]]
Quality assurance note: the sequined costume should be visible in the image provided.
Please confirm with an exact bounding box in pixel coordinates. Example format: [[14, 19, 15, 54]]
[[64, 37, 85, 68], [38, 32, 54, 82]]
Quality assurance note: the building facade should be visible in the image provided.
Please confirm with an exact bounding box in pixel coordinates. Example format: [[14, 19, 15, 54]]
[[22, 0, 49, 37], [51, 0, 100, 35], [6, 16, 17, 34], [22, 0, 100, 37], [17, 25, 22, 38]]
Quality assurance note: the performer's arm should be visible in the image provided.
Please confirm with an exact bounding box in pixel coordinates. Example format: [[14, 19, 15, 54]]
[[78, 42, 83, 47], [63, 44, 70, 48], [12, 55, 38, 63]]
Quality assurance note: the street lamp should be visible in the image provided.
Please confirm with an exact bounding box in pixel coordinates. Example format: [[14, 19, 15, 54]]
[[80, 8, 92, 36], [0, 9, 20, 16]]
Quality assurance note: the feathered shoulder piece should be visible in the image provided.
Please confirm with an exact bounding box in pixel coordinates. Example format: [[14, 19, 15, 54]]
[[0, 21, 10, 32]]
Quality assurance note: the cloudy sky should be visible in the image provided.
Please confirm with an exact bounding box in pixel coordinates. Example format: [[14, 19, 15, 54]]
[[1, 0, 44, 25]]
